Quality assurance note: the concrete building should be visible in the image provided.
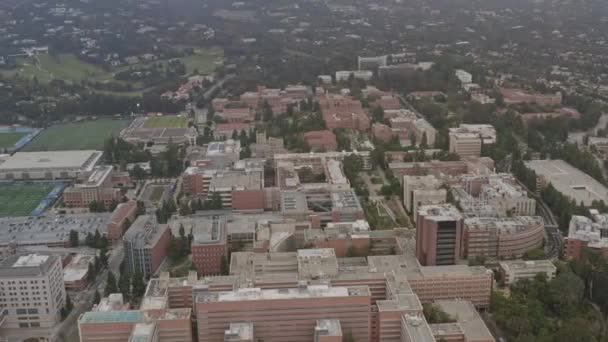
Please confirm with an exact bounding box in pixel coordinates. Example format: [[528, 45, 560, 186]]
[[0, 254, 66, 341], [225, 322, 254, 342], [314, 319, 342, 342], [335, 70, 373, 82], [454, 173, 536, 217], [0, 213, 111, 248], [123, 215, 170, 279], [196, 285, 372, 342], [107, 200, 138, 242], [498, 260, 556, 285], [525, 159, 608, 206], [403, 175, 446, 217], [0, 150, 103, 180], [464, 216, 545, 259], [303, 130, 338, 152], [385, 109, 437, 148], [274, 151, 372, 173], [416, 205, 464, 266], [189, 215, 228, 276], [433, 300, 495, 342], [451, 124, 497, 145], [358, 55, 388, 70], [63, 253, 95, 291], [121, 117, 197, 147], [62, 165, 128, 208], [208, 171, 264, 210], [250, 132, 287, 158], [449, 132, 482, 158], [389, 158, 495, 180], [566, 211, 608, 261]]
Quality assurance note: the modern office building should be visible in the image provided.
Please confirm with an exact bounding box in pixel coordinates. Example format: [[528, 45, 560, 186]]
[[0, 254, 66, 341], [416, 204, 464, 266], [123, 215, 170, 279], [449, 131, 482, 158]]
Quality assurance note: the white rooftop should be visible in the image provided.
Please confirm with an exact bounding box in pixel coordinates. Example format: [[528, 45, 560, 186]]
[[13, 254, 49, 267], [0, 150, 102, 171]]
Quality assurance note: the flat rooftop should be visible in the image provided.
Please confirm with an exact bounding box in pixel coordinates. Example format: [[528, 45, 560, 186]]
[[199, 285, 369, 303], [316, 319, 342, 337], [225, 322, 254, 340], [209, 171, 263, 191], [79, 311, 143, 324], [123, 215, 167, 247], [0, 150, 102, 172], [170, 215, 226, 244], [435, 300, 495, 342], [402, 315, 435, 342], [417, 204, 462, 221], [498, 259, 556, 272], [525, 159, 608, 206]]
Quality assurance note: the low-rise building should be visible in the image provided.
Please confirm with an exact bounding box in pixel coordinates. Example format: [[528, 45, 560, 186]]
[[62, 165, 128, 209], [335, 70, 373, 82], [566, 211, 608, 261], [498, 260, 557, 285], [303, 130, 338, 152], [317, 94, 371, 131], [63, 254, 95, 291], [0, 150, 103, 180]]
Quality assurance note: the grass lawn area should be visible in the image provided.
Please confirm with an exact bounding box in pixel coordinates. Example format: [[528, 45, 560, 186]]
[[1, 54, 114, 84], [144, 115, 188, 128], [149, 186, 166, 203], [115, 47, 223, 75], [0, 132, 27, 149], [23, 119, 130, 151], [0, 182, 57, 217]]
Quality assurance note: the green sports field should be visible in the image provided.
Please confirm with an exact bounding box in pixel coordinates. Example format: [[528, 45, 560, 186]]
[[143, 116, 188, 128], [0, 182, 56, 217], [22, 119, 130, 151], [0, 132, 27, 149]]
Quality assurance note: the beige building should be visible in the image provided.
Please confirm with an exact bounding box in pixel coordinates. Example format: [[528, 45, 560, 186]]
[[0, 254, 66, 341], [449, 132, 482, 158], [498, 260, 557, 285], [403, 175, 446, 217]]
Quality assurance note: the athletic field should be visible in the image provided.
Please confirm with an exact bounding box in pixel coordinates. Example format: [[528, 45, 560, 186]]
[[0, 132, 27, 149], [0, 182, 63, 217], [23, 119, 130, 151], [143, 116, 188, 128]]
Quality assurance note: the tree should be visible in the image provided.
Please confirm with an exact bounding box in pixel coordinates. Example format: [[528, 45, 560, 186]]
[[220, 255, 229, 275], [131, 270, 146, 298], [179, 202, 192, 216], [87, 262, 96, 282], [69, 230, 79, 247], [119, 271, 131, 302], [549, 271, 584, 316], [93, 290, 101, 305], [105, 272, 118, 296], [168, 235, 181, 262]]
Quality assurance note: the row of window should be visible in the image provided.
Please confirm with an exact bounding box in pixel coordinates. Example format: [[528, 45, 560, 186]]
[[19, 322, 40, 328], [0, 280, 45, 285]]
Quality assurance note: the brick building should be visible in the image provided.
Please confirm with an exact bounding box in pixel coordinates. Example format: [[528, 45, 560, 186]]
[[303, 130, 338, 151], [106, 200, 138, 242], [416, 204, 464, 266], [317, 94, 371, 131], [123, 215, 170, 279]]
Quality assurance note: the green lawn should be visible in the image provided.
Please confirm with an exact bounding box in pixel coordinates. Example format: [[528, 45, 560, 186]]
[[23, 119, 130, 151], [1, 54, 114, 84], [144, 116, 188, 128], [149, 186, 166, 203], [0, 132, 27, 148], [0, 182, 57, 217]]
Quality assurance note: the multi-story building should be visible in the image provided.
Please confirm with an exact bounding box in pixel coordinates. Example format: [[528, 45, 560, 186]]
[[389, 158, 495, 179], [358, 55, 388, 70], [250, 132, 287, 158], [416, 204, 464, 266], [0, 254, 66, 341], [106, 200, 138, 242], [385, 109, 436, 148], [303, 130, 338, 152], [123, 215, 170, 279], [451, 124, 497, 145], [335, 70, 373, 82], [449, 131, 482, 158], [317, 94, 371, 131], [208, 171, 264, 210], [498, 260, 557, 285], [62, 165, 126, 208], [464, 216, 545, 259], [403, 175, 446, 217], [566, 211, 608, 261], [78, 297, 192, 342], [196, 284, 372, 342], [189, 215, 228, 276], [274, 151, 372, 173]]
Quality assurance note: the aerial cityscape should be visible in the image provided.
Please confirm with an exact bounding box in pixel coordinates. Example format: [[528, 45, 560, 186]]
[[0, 0, 608, 341]]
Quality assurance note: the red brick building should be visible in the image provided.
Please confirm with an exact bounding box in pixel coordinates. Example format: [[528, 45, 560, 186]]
[[190, 216, 229, 276], [372, 123, 394, 143], [63, 165, 127, 209], [303, 130, 338, 151], [318, 94, 371, 131], [107, 200, 138, 242], [416, 204, 464, 266], [232, 190, 265, 211]]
